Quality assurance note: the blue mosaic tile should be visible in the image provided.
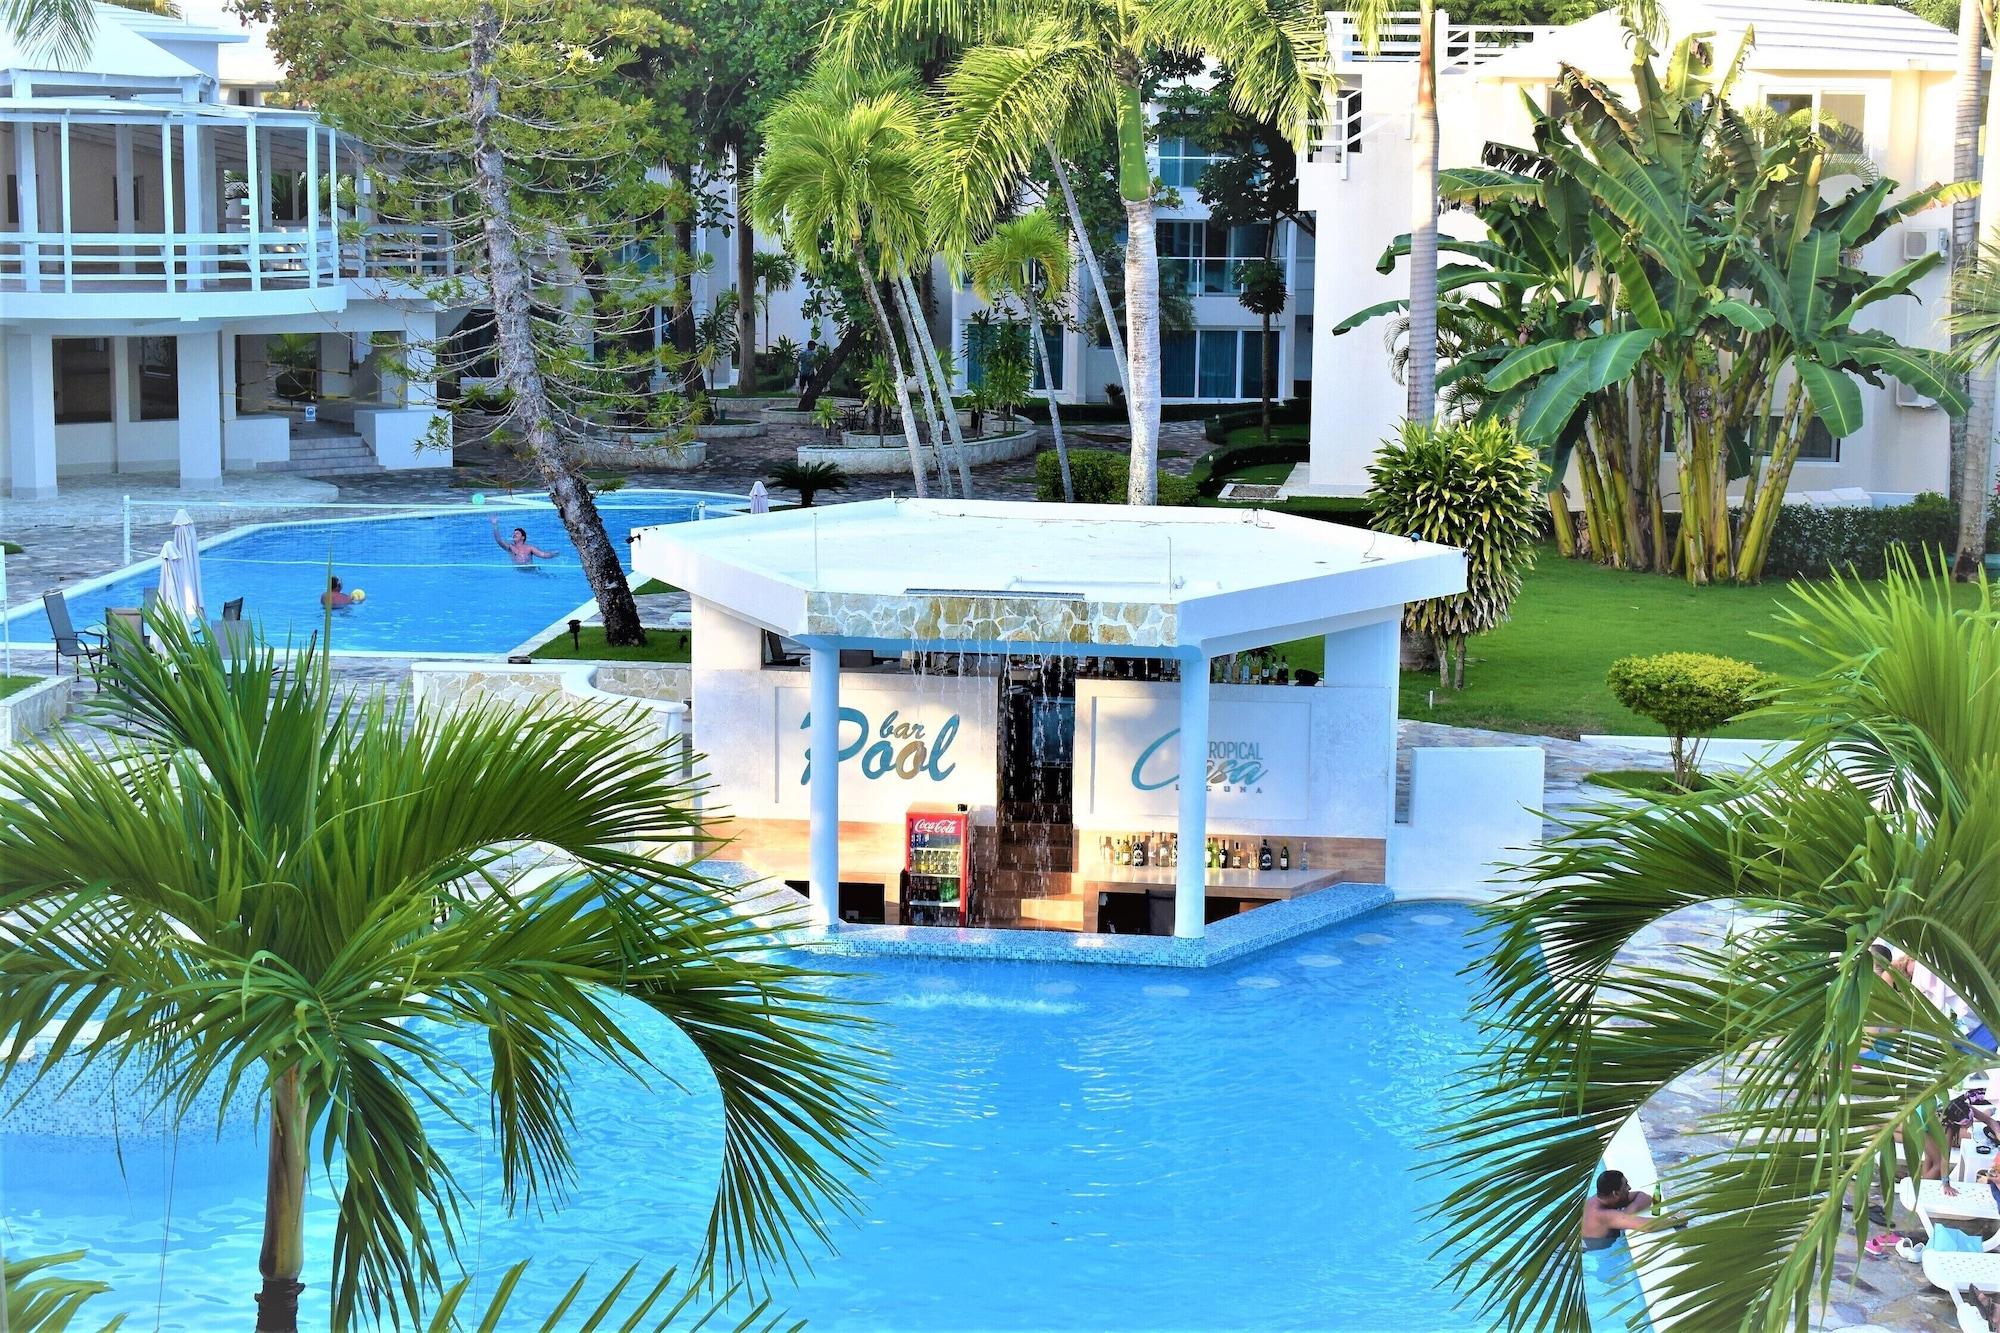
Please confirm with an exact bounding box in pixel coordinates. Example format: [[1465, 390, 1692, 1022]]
[[786, 882, 1395, 970]]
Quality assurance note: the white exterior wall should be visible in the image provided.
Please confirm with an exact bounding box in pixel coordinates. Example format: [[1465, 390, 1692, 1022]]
[[1303, 18, 1962, 498]]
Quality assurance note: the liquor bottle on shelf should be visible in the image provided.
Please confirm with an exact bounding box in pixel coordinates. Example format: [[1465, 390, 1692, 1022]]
[[1116, 837, 1129, 866], [1258, 838, 1274, 871], [1278, 842, 1291, 871], [1298, 844, 1310, 871], [1101, 836, 1114, 867], [1132, 835, 1147, 869], [1229, 841, 1244, 870]]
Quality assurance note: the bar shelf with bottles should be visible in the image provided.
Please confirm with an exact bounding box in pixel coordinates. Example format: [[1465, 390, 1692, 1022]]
[[1081, 830, 1341, 901]]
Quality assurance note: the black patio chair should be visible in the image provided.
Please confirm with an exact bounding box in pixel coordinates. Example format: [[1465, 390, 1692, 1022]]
[[42, 590, 104, 678], [221, 597, 244, 621]]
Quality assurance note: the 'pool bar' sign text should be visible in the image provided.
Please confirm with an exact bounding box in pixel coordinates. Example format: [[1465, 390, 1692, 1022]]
[[798, 707, 963, 784], [767, 680, 998, 822]]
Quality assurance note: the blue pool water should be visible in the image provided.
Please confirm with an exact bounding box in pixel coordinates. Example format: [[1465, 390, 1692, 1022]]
[[4, 492, 729, 655], [0, 904, 1649, 1331]]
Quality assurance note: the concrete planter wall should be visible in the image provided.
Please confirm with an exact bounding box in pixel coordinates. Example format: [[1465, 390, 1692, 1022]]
[[799, 426, 1039, 475], [700, 420, 766, 440], [573, 436, 708, 472], [0, 675, 74, 747], [764, 398, 858, 426], [714, 395, 795, 413]]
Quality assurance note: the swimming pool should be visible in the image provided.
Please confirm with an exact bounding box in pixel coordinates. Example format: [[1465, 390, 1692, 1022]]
[[4, 491, 734, 656], [0, 903, 1649, 1331]]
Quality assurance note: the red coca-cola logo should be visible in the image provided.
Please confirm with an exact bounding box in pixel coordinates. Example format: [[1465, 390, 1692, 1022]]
[[911, 817, 959, 836]]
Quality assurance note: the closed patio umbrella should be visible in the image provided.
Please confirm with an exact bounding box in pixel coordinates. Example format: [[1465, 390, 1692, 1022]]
[[168, 508, 205, 618], [749, 481, 770, 514], [157, 539, 199, 627]]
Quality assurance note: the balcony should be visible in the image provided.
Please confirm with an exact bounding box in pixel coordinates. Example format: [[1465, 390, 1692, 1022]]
[[1324, 9, 1558, 70], [0, 98, 435, 320]]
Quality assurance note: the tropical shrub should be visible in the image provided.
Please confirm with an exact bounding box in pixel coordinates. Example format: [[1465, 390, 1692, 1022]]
[[860, 355, 898, 439], [770, 459, 850, 507], [1341, 28, 1972, 584], [1366, 418, 1542, 687], [1439, 559, 2000, 1332], [1605, 651, 1768, 782], [983, 354, 1031, 430], [1038, 449, 1196, 506]]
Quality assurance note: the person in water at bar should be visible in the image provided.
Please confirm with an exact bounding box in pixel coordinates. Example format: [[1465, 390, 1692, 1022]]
[[321, 575, 354, 610], [1582, 1170, 1659, 1251], [491, 518, 556, 565]]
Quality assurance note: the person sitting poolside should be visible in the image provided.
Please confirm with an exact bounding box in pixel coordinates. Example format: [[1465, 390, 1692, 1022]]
[[1583, 1170, 1658, 1251], [321, 575, 354, 610], [492, 518, 556, 565]]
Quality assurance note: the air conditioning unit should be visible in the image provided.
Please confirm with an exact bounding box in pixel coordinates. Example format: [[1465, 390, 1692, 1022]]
[[1895, 378, 1939, 409], [1902, 228, 1952, 261]]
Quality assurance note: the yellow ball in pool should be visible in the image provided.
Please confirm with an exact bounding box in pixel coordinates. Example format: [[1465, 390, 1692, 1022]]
[[351, 588, 367, 603]]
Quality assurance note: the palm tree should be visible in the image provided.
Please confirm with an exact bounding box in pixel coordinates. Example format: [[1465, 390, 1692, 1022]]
[[836, 0, 1323, 504], [1949, 0, 2000, 579], [751, 77, 933, 496], [1434, 557, 2000, 1331], [4, 0, 173, 62], [753, 249, 797, 356], [970, 209, 1077, 501], [0, 619, 879, 1333]]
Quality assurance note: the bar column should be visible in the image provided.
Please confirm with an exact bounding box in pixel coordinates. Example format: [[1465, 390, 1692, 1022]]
[[806, 638, 841, 928], [1175, 652, 1210, 939]]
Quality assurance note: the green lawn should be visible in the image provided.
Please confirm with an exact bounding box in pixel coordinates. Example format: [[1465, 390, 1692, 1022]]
[[526, 625, 690, 663], [523, 578, 687, 662], [1222, 423, 1310, 446], [0, 674, 41, 699], [1271, 552, 1981, 739]]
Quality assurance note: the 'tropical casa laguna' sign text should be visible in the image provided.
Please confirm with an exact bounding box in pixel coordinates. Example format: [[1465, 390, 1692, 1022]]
[[1076, 681, 1312, 825], [1130, 732, 1270, 794]]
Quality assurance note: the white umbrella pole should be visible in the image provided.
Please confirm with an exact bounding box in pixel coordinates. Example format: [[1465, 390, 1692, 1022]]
[[1, 540, 11, 678]]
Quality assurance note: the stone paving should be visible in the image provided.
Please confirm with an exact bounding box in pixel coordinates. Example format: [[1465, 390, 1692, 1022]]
[[0, 418, 1957, 1331]]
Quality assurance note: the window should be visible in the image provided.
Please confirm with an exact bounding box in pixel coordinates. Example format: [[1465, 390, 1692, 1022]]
[[962, 320, 1060, 392], [1778, 415, 1840, 463], [134, 337, 179, 421], [54, 339, 113, 425], [1241, 331, 1279, 399], [1156, 135, 1215, 190], [1156, 221, 1271, 296], [1160, 329, 1282, 400], [1764, 89, 1867, 142]]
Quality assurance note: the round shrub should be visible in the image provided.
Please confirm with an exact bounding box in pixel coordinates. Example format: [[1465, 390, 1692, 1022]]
[[1037, 448, 1196, 506], [1606, 651, 1769, 781]]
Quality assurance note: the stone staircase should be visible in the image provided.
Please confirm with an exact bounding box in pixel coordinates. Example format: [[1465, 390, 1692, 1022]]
[[257, 433, 384, 478], [977, 803, 1088, 930]]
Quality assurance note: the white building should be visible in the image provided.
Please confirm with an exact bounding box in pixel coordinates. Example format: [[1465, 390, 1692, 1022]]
[[1298, 0, 1965, 497], [688, 114, 1316, 409], [1, 3, 450, 498]]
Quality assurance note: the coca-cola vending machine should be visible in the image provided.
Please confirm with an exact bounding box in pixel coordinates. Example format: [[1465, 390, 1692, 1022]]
[[903, 805, 971, 926]]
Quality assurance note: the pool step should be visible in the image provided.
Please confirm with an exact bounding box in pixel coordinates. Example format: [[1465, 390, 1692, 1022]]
[[258, 434, 385, 477]]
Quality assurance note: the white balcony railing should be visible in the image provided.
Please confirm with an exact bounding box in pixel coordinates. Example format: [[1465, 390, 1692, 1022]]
[[1326, 9, 1558, 69], [0, 229, 338, 296], [0, 225, 458, 299]]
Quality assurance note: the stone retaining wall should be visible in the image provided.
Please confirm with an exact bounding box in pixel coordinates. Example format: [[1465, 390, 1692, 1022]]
[[801, 426, 1038, 474], [0, 675, 74, 747], [573, 437, 708, 472]]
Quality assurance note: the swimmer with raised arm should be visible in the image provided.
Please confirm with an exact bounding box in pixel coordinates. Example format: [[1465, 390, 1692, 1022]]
[[491, 518, 555, 565]]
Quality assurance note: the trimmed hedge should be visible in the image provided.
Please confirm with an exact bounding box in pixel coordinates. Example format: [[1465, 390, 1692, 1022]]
[[1761, 492, 1999, 579], [1015, 400, 1217, 425], [1203, 398, 1310, 445], [1188, 438, 1310, 497], [1037, 448, 1199, 505]]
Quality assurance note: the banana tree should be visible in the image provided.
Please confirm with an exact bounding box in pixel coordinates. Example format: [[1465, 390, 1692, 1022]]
[[1341, 26, 1973, 583]]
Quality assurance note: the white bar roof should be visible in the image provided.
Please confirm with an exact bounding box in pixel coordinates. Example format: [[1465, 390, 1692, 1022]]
[[631, 498, 1466, 656]]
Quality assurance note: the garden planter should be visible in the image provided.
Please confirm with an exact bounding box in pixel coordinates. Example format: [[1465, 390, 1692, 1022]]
[[0, 675, 74, 748], [572, 434, 708, 471]]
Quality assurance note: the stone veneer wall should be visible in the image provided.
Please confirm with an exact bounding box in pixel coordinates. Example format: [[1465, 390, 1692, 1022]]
[[802, 589, 1176, 647], [0, 674, 75, 747]]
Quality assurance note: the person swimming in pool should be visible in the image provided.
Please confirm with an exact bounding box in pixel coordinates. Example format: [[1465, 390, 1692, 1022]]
[[321, 575, 354, 610], [492, 518, 556, 565], [1582, 1171, 1658, 1251]]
